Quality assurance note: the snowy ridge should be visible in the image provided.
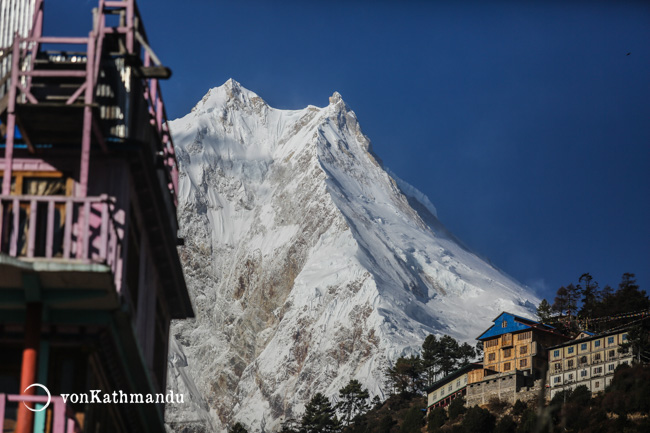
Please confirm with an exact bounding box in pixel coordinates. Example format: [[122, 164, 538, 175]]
[[166, 79, 538, 432]]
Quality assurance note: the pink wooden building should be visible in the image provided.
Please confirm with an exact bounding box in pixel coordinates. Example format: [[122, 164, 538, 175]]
[[0, 1, 193, 432]]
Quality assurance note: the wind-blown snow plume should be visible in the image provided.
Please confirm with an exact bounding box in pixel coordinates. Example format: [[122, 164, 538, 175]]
[[165, 79, 538, 432]]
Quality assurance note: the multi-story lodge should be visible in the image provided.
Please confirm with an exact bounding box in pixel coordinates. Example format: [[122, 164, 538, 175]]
[[1, 1, 193, 432], [426, 363, 483, 412], [547, 329, 633, 398], [477, 312, 569, 380]]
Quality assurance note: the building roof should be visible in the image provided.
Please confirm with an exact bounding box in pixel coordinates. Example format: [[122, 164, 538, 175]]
[[547, 327, 630, 350], [425, 362, 483, 393], [477, 311, 557, 341]]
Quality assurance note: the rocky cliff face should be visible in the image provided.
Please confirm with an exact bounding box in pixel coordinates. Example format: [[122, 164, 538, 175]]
[[164, 79, 538, 432]]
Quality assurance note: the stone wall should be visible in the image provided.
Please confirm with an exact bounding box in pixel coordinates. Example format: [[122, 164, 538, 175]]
[[466, 371, 540, 407]]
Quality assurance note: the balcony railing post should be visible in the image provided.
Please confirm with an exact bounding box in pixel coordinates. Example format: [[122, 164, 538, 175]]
[[46, 200, 55, 258], [27, 199, 37, 258], [0, 393, 5, 429], [63, 200, 73, 259], [10, 197, 20, 256], [100, 197, 109, 260]]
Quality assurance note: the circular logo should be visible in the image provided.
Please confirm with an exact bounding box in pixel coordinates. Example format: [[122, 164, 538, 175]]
[[23, 383, 51, 412]]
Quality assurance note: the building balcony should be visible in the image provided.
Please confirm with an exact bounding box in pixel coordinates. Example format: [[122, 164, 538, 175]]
[[0, 393, 82, 433], [0, 194, 122, 311]]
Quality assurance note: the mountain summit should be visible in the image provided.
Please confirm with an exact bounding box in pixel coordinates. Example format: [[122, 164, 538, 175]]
[[166, 80, 538, 431]]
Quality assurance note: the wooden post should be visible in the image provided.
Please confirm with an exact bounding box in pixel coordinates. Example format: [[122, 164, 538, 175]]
[[15, 302, 42, 433]]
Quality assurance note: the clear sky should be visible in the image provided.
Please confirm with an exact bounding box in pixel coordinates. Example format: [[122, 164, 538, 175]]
[[49, 0, 650, 303]]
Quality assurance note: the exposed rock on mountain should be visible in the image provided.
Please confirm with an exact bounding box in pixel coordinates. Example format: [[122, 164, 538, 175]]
[[165, 79, 538, 432]]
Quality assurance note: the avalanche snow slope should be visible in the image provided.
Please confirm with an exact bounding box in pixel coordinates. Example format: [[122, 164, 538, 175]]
[[166, 79, 538, 432]]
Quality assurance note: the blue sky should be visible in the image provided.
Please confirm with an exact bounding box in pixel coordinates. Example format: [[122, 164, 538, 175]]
[[50, 0, 650, 302]]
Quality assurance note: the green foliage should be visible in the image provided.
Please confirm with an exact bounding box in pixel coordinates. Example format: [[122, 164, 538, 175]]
[[512, 399, 527, 417], [461, 406, 495, 433], [387, 355, 424, 394], [400, 406, 424, 433], [337, 379, 370, 426], [377, 414, 396, 433], [447, 397, 466, 421], [568, 385, 591, 406], [536, 298, 553, 323], [515, 408, 537, 433], [228, 422, 248, 433], [427, 407, 447, 433], [300, 393, 341, 433], [494, 415, 516, 433], [602, 364, 650, 415]]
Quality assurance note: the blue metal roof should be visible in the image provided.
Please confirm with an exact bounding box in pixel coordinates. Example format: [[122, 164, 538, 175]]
[[477, 312, 540, 341]]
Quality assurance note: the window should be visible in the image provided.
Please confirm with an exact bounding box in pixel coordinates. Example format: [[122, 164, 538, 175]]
[[594, 367, 603, 375], [581, 343, 588, 351], [581, 370, 587, 377], [519, 359, 527, 368], [622, 334, 628, 342], [448, 385, 452, 392], [595, 382, 600, 388], [553, 350, 560, 358], [568, 373, 573, 381], [504, 348, 512, 358], [554, 363, 561, 372], [553, 376, 561, 384], [520, 346, 528, 355], [580, 356, 587, 365], [503, 362, 511, 371], [488, 353, 496, 362], [502, 320, 508, 328], [486, 339, 498, 348], [456, 380, 460, 387], [568, 347, 574, 354], [594, 353, 601, 362], [567, 360, 574, 368], [608, 337, 614, 345], [517, 331, 532, 341], [608, 350, 615, 358], [595, 340, 601, 347], [608, 364, 615, 372]]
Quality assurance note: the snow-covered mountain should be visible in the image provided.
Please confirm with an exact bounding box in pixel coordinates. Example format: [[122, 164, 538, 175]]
[[165, 79, 538, 432]]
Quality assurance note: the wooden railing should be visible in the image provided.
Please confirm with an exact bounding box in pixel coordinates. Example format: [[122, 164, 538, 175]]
[[0, 194, 122, 279], [0, 393, 82, 433]]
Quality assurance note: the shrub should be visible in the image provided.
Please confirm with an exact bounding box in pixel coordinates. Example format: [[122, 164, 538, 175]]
[[428, 407, 447, 433], [448, 397, 466, 421], [400, 406, 424, 433], [494, 415, 516, 433], [461, 406, 495, 433], [512, 400, 527, 417]]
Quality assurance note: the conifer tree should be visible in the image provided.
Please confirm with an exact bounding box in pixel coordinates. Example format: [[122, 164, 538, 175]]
[[536, 299, 553, 323], [578, 273, 600, 318], [228, 422, 248, 433], [422, 334, 441, 385], [336, 379, 369, 426], [300, 393, 341, 433]]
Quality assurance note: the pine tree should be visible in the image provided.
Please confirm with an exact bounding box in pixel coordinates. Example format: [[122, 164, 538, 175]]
[[387, 355, 424, 394], [422, 334, 440, 385], [578, 273, 600, 318], [228, 422, 248, 433], [438, 335, 461, 376], [552, 286, 570, 315], [536, 299, 553, 323], [300, 393, 341, 433], [336, 379, 369, 426], [458, 342, 476, 364]]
